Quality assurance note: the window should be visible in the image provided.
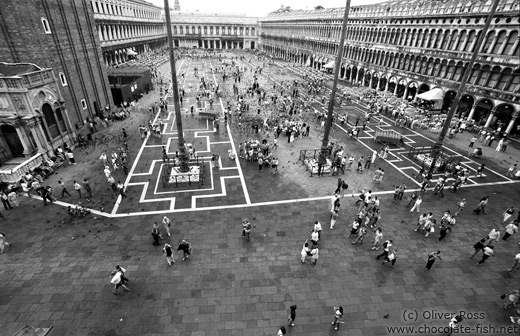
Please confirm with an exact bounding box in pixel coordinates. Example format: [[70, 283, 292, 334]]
[[59, 72, 67, 86], [41, 18, 51, 34], [81, 99, 87, 110]]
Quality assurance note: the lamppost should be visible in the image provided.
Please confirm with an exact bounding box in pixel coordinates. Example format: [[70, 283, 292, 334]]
[[164, 0, 190, 172], [428, 0, 500, 174], [319, 0, 351, 171]]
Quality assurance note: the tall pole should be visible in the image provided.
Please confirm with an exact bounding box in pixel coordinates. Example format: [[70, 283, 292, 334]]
[[430, 0, 500, 168], [319, 0, 351, 168], [164, 0, 190, 172]]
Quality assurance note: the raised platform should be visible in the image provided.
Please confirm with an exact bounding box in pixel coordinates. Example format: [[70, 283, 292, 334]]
[[169, 166, 200, 184]]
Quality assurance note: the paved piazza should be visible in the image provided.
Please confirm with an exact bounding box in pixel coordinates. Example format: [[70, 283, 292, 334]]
[[1, 53, 519, 336]]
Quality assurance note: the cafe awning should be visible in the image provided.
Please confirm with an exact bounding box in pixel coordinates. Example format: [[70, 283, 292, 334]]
[[126, 49, 138, 56], [416, 88, 443, 101]]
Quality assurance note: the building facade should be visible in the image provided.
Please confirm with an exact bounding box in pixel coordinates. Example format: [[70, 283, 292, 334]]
[[0, 63, 74, 181], [259, 0, 520, 135], [169, 11, 258, 50], [0, 0, 114, 131], [90, 0, 167, 66]]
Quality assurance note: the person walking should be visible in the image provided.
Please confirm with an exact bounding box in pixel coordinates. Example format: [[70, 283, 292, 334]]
[[162, 216, 171, 237], [477, 246, 494, 265], [454, 198, 466, 216], [507, 253, 520, 272], [151, 223, 161, 246], [310, 246, 319, 265], [310, 229, 319, 247], [372, 228, 383, 250], [110, 266, 129, 294], [313, 220, 322, 239], [331, 306, 344, 331], [502, 207, 515, 223], [397, 183, 406, 200], [301, 240, 311, 263], [406, 191, 418, 208], [0, 232, 11, 254], [58, 180, 71, 198], [7, 190, 19, 207], [503, 221, 518, 241], [473, 196, 489, 215], [277, 326, 287, 336], [470, 237, 487, 259], [438, 224, 451, 242], [425, 251, 442, 270], [352, 226, 367, 245], [433, 180, 445, 197], [410, 196, 422, 213], [382, 249, 397, 267], [117, 181, 126, 198], [329, 210, 339, 230], [108, 176, 117, 192], [485, 227, 501, 245], [177, 240, 192, 261], [73, 180, 82, 198], [162, 243, 175, 266], [447, 315, 464, 336], [475, 164, 485, 177], [66, 150, 76, 165], [376, 240, 392, 260], [287, 305, 297, 327], [502, 289, 520, 310], [242, 219, 252, 241], [82, 179, 92, 198], [468, 136, 477, 148], [0, 191, 12, 210]]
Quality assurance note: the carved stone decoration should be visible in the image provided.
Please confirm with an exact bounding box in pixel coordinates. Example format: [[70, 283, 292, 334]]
[[13, 95, 26, 110], [0, 96, 10, 110]]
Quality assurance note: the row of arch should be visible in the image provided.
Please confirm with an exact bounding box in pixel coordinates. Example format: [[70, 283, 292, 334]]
[[262, 41, 520, 94], [96, 24, 164, 42], [90, 0, 161, 20], [172, 25, 256, 36], [262, 44, 520, 133], [262, 26, 519, 56]]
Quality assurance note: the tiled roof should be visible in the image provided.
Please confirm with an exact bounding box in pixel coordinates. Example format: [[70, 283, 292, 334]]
[[0, 62, 42, 77]]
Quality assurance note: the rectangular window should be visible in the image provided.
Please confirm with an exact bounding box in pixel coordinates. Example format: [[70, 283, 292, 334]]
[[59, 72, 68, 86], [41, 18, 51, 34], [81, 99, 87, 109]]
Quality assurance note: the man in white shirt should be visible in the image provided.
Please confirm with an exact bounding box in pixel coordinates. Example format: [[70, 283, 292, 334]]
[[503, 222, 518, 241], [313, 221, 322, 239], [507, 253, 520, 272], [477, 246, 494, 265]]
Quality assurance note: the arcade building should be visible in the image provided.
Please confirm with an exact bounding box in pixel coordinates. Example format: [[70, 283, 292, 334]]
[[259, 0, 520, 135]]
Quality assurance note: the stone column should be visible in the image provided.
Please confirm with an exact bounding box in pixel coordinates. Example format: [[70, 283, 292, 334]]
[[403, 85, 409, 100], [14, 123, 33, 157], [484, 110, 495, 128], [394, 83, 399, 95], [385, 80, 389, 92], [466, 104, 477, 121], [28, 120, 47, 154], [505, 111, 519, 134]]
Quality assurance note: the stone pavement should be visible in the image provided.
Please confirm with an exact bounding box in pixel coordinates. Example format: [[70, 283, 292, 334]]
[[1, 182, 519, 335], [1, 52, 520, 335]]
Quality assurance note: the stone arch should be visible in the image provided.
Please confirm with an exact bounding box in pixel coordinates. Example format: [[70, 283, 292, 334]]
[[473, 98, 494, 125], [458, 94, 475, 118], [379, 75, 387, 91], [371, 72, 379, 89], [494, 103, 516, 129], [0, 124, 24, 157], [407, 81, 418, 100], [388, 76, 397, 93], [396, 78, 407, 97]]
